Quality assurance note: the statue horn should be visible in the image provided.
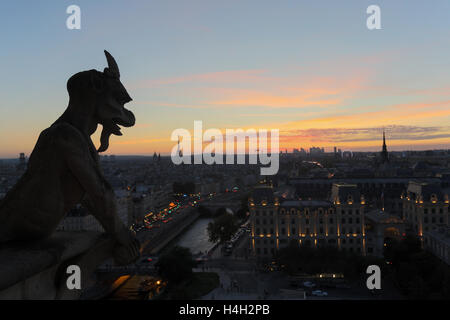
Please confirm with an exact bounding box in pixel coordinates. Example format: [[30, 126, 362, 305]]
[[104, 50, 120, 79]]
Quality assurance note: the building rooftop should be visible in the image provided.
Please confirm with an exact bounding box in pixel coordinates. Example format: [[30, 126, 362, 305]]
[[280, 200, 332, 208], [251, 185, 275, 204], [365, 209, 404, 224], [330, 183, 361, 203], [407, 181, 447, 202]]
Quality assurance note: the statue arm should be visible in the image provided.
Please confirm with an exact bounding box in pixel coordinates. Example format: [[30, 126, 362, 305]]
[[58, 125, 139, 257]]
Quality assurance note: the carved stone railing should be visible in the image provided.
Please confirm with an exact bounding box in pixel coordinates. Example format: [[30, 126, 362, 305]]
[[0, 231, 115, 300]]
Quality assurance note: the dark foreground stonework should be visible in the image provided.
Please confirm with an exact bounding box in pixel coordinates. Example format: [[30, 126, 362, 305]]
[[0, 231, 115, 299]]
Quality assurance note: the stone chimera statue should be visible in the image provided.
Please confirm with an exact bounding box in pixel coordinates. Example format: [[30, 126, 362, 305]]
[[0, 51, 140, 265]]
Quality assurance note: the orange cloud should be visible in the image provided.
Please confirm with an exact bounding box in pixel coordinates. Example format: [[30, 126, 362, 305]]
[[277, 100, 450, 130]]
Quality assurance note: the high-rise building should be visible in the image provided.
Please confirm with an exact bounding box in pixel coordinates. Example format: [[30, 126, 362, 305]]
[[309, 147, 324, 155]]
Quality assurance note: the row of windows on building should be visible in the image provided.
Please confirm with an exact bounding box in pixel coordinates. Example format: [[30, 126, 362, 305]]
[[294, 182, 407, 189], [255, 217, 361, 225], [413, 217, 446, 224], [404, 205, 449, 214], [254, 208, 363, 216], [255, 227, 362, 236]]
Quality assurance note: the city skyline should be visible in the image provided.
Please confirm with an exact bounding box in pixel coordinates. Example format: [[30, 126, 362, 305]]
[[1, 131, 448, 160], [1, 1, 450, 157]]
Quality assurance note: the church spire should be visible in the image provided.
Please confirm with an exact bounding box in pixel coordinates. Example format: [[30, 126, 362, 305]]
[[381, 130, 389, 163]]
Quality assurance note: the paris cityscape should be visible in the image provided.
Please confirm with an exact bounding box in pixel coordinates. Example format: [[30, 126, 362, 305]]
[[0, 1, 449, 308], [1, 136, 449, 300]]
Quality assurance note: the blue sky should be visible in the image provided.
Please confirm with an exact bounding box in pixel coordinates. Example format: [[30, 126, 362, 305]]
[[1, 1, 450, 157]]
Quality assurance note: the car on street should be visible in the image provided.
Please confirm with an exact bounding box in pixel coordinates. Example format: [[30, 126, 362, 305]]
[[311, 290, 328, 297]]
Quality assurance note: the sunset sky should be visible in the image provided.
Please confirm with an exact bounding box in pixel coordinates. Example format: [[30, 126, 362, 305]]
[[1, 0, 450, 158]]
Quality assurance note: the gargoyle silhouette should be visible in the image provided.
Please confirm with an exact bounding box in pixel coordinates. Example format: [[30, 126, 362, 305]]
[[0, 51, 140, 265]]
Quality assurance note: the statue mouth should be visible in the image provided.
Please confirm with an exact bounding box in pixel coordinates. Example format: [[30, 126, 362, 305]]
[[104, 113, 136, 136], [97, 111, 135, 153]]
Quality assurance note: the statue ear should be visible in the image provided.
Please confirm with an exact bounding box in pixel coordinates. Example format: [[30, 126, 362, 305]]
[[90, 71, 104, 93]]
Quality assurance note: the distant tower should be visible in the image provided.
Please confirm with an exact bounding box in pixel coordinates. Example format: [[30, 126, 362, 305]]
[[177, 136, 183, 158], [380, 130, 389, 163], [17, 153, 27, 171]]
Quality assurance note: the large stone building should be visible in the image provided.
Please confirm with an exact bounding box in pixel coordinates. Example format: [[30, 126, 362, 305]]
[[249, 184, 367, 258], [402, 181, 449, 236]]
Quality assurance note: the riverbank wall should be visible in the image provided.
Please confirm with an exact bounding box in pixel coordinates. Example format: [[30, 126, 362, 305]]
[[145, 210, 201, 255]]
